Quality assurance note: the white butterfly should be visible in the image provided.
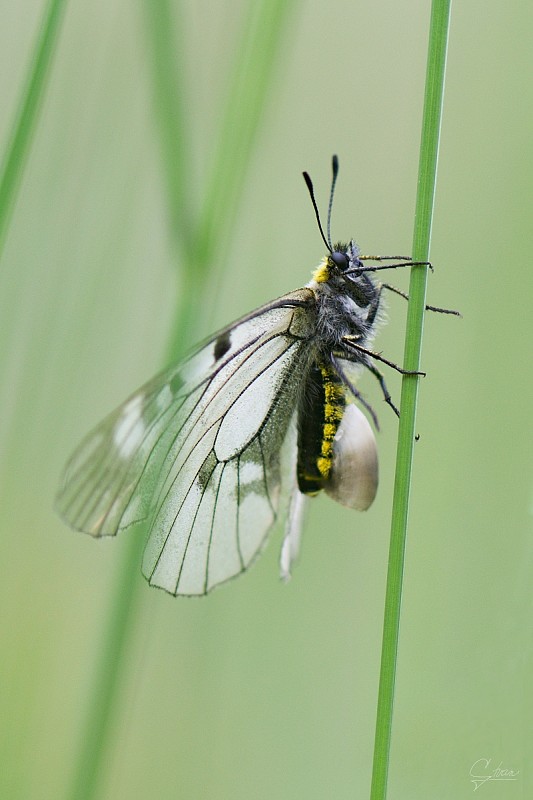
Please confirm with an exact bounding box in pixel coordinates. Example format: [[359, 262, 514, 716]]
[[57, 157, 456, 595]]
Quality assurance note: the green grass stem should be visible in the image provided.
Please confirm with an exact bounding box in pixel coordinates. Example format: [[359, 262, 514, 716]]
[[194, 0, 296, 276], [143, 1, 192, 258], [0, 0, 67, 260], [370, 2, 452, 798]]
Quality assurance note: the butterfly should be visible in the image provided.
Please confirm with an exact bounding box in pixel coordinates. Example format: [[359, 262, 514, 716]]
[[56, 156, 458, 595]]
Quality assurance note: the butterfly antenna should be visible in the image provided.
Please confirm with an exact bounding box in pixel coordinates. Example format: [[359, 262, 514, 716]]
[[326, 154, 339, 250], [303, 168, 331, 254]]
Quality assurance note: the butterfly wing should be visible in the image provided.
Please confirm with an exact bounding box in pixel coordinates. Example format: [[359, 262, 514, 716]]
[[57, 288, 316, 595]]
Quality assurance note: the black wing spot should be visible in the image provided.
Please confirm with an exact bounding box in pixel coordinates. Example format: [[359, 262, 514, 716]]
[[170, 373, 184, 396], [197, 451, 218, 492], [213, 331, 232, 361]]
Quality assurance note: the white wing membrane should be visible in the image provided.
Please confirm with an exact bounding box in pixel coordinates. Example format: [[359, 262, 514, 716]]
[[57, 289, 316, 594]]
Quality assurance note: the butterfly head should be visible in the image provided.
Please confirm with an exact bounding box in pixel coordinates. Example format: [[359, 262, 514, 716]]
[[312, 240, 363, 284]]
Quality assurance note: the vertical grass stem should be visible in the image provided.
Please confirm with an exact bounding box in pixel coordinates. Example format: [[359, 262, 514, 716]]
[[370, 2, 452, 798]]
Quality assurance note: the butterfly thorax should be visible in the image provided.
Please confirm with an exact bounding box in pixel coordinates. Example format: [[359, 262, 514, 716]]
[[307, 240, 381, 349]]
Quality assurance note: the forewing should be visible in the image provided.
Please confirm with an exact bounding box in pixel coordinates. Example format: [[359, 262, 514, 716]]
[[57, 288, 316, 593]]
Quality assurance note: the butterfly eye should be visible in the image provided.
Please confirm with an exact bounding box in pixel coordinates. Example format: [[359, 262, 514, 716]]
[[330, 251, 348, 271]]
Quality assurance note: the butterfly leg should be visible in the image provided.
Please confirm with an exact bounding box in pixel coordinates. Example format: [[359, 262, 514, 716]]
[[340, 339, 425, 419], [359, 254, 412, 261], [381, 283, 461, 316], [330, 353, 380, 430], [342, 339, 426, 377], [353, 260, 434, 276], [362, 360, 400, 418]]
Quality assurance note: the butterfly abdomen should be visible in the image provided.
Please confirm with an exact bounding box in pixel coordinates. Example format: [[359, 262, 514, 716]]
[[297, 360, 346, 495]]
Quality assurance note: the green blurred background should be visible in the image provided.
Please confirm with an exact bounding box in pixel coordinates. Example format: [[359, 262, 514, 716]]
[[1, 1, 531, 798]]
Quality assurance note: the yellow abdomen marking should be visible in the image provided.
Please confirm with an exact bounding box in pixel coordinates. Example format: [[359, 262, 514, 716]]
[[316, 364, 345, 479], [297, 360, 346, 495]]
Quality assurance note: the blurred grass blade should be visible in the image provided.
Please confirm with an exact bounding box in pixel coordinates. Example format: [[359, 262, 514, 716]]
[[194, 0, 297, 275], [66, 3, 298, 799], [0, 0, 67, 259], [66, 534, 145, 800], [143, 0, 192, 258], [142, 0, 196, 359], [147, 0, 298, 361], [370, 1, 452, 798]]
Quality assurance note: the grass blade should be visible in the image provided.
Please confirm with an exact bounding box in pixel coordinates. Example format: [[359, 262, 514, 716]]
[[143, 0, 192, 258], [370, 2, 452, 798], [0, 0, 67, 260], [194, 0, 297, 275]]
